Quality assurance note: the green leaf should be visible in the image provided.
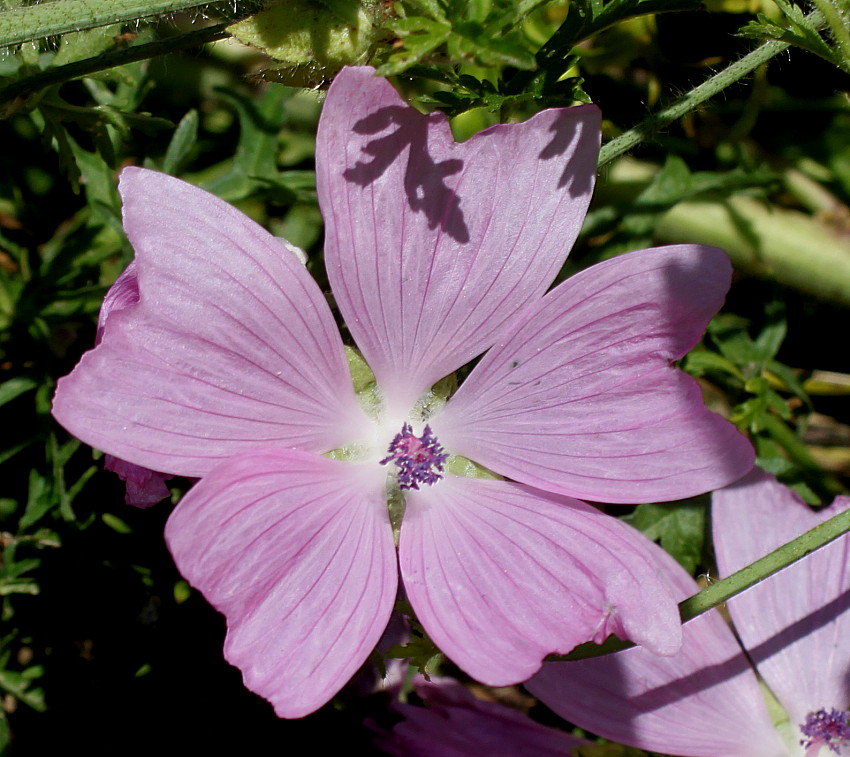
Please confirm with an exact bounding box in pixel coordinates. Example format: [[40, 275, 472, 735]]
[[0, 437, 38, 466], [200, 85, 293, 201], [0, 376, 36, 406], [621, 155, 692, 236], [683, 349, 745, 381], [403, 0, 448, 18], [751, 297, 787, 364], [766, 360, 811, 407], [738, 10, 837, 64], [450, 25, 536, 69], [66, 136, 122, 226], [102, 512, 132, 534], [376, 17, 452, 75], [19, 470, 52, 531], [622, 498, 707, 574], [707, 315, 761, 373], [161, 108, 199, 175], [0, 667, 46, 711]]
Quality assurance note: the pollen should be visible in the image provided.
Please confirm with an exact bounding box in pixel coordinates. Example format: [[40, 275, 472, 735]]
[[800, 708, 850, 755], [380, 423, 449, 490]]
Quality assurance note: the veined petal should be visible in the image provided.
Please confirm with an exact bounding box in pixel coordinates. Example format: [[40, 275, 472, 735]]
[[95, 260, 140, 342], [713, 469, 850, 726], [93, 262, 171, 507], [165, 448, 397, 718], [317, 66, 600, 413], [527, 542, 787, 757], [398, 474, 681, 686], [53, 168, 367, 477], [434, 245, 753, 503]]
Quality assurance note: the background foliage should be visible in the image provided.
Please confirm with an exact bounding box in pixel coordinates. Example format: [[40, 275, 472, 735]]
[[1, 0, 849, 753]]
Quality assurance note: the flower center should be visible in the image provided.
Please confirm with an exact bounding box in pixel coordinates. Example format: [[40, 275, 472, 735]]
[[380, 423, 448, 490], [800, 708, 850, 755]]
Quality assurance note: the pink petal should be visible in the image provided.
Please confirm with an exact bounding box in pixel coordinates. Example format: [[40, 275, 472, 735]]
[[104, 454, 170, 508], [526, 540, 787, 757], [94, 262, 171, 507], [433, 245, 754, 503], [165, 448, 397, 718], [713, 469, 850, 726], [374, 675, 589, 756], [95, 260, 140, 343], [317, 66, 601, 413], [53, 168, 367, 477], [398, 474, 681, 686]]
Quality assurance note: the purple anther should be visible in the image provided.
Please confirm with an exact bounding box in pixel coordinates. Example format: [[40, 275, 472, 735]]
[[380, 423, 449, 490], [800, 708, 850, 754]]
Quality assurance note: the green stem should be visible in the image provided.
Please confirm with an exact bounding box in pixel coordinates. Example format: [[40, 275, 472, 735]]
[[0, 23, 230, 109], [553, 504, 850, 662], [0, 0, 215, 48], [598, 12, 823, 167], [810, 0, 850, 74], [679, 506, 850, 620]]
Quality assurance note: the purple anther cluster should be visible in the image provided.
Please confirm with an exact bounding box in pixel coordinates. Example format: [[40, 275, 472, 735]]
[[800, 708, 850, 754], [380, 423, 449, 490]]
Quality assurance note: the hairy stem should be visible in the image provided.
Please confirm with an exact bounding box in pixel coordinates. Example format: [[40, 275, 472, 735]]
[[677, 505, 850, 622], [0, 23, 232, 110], [0, 0, 217, 48], [598, 11, 824, 167]]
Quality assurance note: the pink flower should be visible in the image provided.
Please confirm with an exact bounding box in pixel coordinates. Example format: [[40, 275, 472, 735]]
[[373, 675, 589, 757], [528, 469, 850, 757], [52, 66, 753, 717]]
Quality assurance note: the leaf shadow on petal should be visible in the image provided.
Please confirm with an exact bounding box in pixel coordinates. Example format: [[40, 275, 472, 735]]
[[742, 585, 850, 681], [597, 585, 850, 720], [539, 109, 598, 195], [622, 645, 754, 711], [343, 105, 470, 243], [552, 643, 762, 751]]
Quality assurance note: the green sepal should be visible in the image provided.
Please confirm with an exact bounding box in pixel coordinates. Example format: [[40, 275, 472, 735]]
[[229, 0, 381, 70], [445, 454, 501, 480]]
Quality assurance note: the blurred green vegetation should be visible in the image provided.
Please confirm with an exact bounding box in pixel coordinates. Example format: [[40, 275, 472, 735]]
[[0, 0, 849, 754]]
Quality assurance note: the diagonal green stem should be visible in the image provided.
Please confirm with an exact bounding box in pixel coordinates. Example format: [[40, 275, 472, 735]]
[[678, 504, 850, 621], [0, 0, 216, 48], [0, 23, 231, 109], [551, 504, 850, 661], [598, 11, 824, 167]]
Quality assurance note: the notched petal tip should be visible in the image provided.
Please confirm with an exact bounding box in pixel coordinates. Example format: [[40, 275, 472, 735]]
[[319, 66, 603, 409], [526, 533, 786, 757], [399, 475, 681, 687]]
